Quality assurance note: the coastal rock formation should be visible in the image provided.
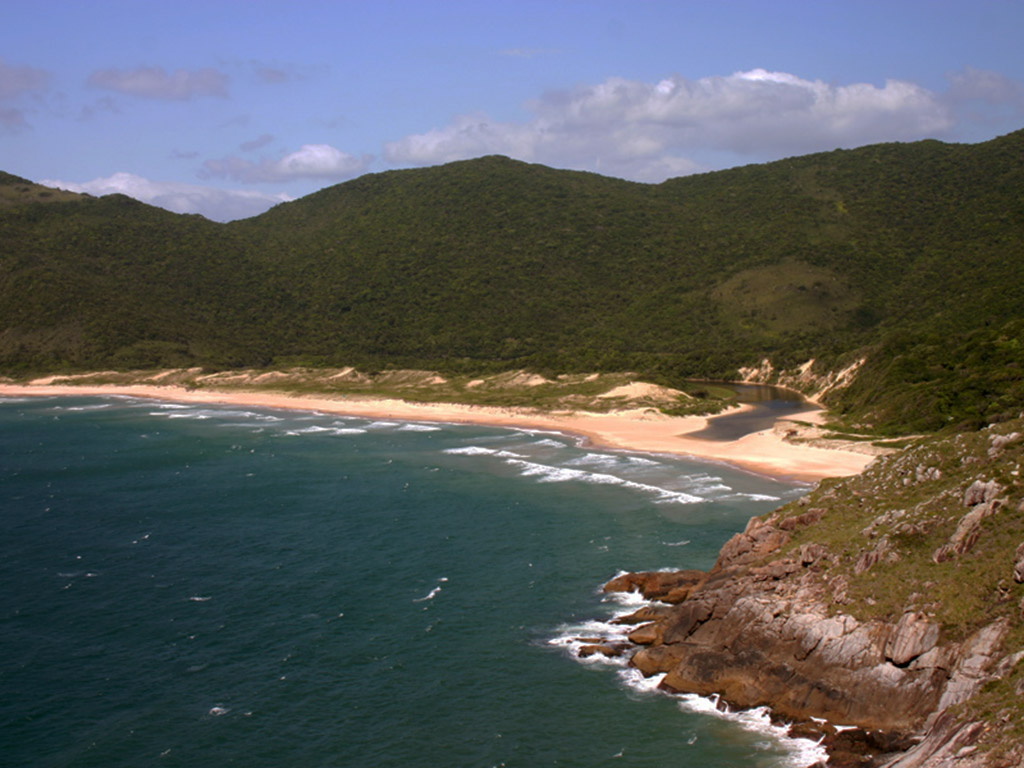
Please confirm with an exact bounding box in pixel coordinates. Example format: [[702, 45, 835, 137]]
[[598, 419, 1024, 767]]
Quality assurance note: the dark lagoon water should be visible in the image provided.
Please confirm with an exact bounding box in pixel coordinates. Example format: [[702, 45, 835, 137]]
[[0, 396, 824, 767], [682, 384, 814, 442]]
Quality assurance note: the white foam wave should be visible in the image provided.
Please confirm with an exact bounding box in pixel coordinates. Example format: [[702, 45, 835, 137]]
[[565, 452, 626, 468], [414, 586, 443, 602], [623, 454, 660, 466], [413, 577, 448, 602], [397, 423, 441, 432], [690, 481, 733, 494], [566, 452, 661, 470], [283, 425, 366, 436], [531, 438, 567, 448], [601, 588, 650, 608], [662, 539, 691, 547], [444, 445, 497, 456], [677, 695, 827, 766], [547, 616, 636, 668], [366, 421, 400, 429], [189, 596, 212, 602], [64, 403, 112, 411], [507, 459, 703, 504], [617, 667, 666, 693], [161, 408, 282, 422], [443, 445, 524, 458]]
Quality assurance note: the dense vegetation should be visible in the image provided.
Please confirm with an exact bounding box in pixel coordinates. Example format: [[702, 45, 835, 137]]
[[1, 129, 1023, 432]]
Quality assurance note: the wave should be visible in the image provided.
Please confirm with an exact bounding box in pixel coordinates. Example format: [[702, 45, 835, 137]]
[[507, 459, 704, 504], [413, 577, 449, 603], [397, 423, 442, 432], [530, 438, 568, 449], [675, 695, 827, 766], [550, 594, 827, 767], [283, 425, 367, 436], [565, 452, 663, 470], [442, 445, 523, 458]]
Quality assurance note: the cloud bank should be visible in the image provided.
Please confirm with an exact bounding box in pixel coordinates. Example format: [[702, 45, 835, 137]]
[[201, 143, 373, 183], [0, 57, 50, 131], [384, 68, 960, 181], [39, 173, 290, 222], [87, 66, 229, 100]]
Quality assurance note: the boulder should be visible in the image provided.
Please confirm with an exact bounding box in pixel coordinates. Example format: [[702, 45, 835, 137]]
[[602, 569, 704, 600]]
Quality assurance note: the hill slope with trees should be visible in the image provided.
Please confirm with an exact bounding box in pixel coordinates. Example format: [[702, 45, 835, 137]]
[[1, 129, 1023, 433]]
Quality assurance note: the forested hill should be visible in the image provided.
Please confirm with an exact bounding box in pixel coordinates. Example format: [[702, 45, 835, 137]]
[[2, 129, 1023, 433]]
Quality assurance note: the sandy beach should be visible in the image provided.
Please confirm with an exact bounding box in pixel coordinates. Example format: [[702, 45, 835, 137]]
[[0, 380, 876, 481]]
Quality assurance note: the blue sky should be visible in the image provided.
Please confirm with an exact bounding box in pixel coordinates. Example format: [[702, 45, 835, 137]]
[[2, 0, 1023, 220]]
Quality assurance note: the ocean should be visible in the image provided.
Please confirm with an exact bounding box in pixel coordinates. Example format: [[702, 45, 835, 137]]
[[0, 395, 824, 767]]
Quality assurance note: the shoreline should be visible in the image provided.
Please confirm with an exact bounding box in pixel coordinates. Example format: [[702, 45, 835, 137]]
[[0, 382, 875, 481]]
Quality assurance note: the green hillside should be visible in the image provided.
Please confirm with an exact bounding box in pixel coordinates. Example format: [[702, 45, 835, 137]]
[[2, 130, 1023, 432]]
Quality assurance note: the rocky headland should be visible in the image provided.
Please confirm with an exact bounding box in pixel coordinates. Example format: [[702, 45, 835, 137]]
[[589, 419, 1024, 767]]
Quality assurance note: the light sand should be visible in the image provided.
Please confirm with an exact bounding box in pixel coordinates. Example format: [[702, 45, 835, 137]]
[[0, 382, 876, 481]]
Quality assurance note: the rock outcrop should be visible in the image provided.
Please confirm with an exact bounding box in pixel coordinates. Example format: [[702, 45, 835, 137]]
[[593, 419, 1024, 766]]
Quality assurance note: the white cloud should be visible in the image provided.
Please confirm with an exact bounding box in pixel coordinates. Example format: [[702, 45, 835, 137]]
[[39, 173, 291, 222], [385, 68, 957, 182], [201, 143, 373, 183], [87, 66, 229, 100]]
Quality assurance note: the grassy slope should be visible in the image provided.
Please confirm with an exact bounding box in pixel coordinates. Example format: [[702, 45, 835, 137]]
[[770, 419, 1024, 758]]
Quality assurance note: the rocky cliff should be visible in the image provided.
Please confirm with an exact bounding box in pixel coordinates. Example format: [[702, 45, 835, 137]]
[[593, 418, 1024, 767]]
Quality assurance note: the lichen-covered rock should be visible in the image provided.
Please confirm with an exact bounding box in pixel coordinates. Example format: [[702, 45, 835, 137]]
[[885, 612, 940, 666], [933, 482, 1004, 562], [1014, 541, 1024, 583], [962, 479, 1001, 507], [987, 431, 1021, 457], [609, 525, 1013, 747]]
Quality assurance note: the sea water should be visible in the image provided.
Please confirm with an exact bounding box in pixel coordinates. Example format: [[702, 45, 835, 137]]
[[0, 396, 825, 767]]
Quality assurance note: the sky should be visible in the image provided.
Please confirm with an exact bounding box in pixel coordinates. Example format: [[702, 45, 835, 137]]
[[2, 0, 1023, 221]]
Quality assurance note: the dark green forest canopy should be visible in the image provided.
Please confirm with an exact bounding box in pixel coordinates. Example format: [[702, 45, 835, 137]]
[[2, 129, 1023, 433]]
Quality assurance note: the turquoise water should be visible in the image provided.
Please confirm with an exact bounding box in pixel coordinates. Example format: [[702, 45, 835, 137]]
[[0, 396, 822, 767]]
